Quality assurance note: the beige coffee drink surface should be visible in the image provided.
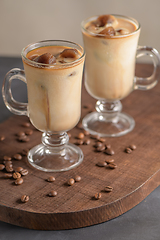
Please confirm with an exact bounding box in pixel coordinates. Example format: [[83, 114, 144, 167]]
[[23, 46, 84, 132], [82, 14, 140, 100]]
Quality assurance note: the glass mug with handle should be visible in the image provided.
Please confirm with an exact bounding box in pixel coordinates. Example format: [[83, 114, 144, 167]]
[[81, 14, 160, 137], [2, 40, 85, 172]]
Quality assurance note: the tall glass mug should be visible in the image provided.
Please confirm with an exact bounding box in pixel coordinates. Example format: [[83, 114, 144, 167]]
[[81, 14, 160, 137], [2, 40, 85, 172]]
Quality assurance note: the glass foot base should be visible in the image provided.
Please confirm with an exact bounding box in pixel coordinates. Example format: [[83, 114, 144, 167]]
[[28, 143, 83, 172], [82, 111, 135, 137]]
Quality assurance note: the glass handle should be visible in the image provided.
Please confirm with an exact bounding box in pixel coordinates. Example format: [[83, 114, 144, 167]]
[[2, 68, 28, 116], [134, 46, 160, 90]]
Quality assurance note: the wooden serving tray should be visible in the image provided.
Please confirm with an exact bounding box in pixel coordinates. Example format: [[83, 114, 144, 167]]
[[0, 64, 160, 230]]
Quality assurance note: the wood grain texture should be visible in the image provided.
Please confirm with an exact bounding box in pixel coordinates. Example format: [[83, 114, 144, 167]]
[[0, 64, 160, 230]]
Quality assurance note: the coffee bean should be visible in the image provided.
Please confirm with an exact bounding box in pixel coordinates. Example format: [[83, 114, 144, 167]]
[[83, 139, 91, 145], [22, 122, 31, 128], [105, 148, 115, 155], [21, 195, 29, 203], [83, 130, 90, 136], [78, 132, 84, 139], [75, 139, 84, 145], [21, 149, 29, 156], [3, 155, 11, 161], [13, 153, 22, 160], [18, 135, 30, 142], [13, 172, 21, 179], [25, 129, 33, 135], [47, 176, 55, 182], [105, 159, 114, 164], [48, 190, 57, 197], [98, 138, 106, 143], [105, 143, 111, 149], [95, 142, 103, 148], [3, 160, 12, 167], [125, 147, 132, 154], [94, 192, 102, 200], [0, 164, 5, 170], [91, 135, 100, 140], [108, 163, 117, 169], [15, 167, 23, 172], [17, 131, 25, 137], [104, 186, 113, 192], [96, 161, 107, 167], [0, 135, 5, 141], [68, 178, 75, 186], [20, 169, 29, 176], [129, 144, 137, 150], [4, 173, 13, 178], [96, 145, 105, 152], [5, 165, 14, 173], [74, 175, 81, 182], [15, 178, 23, 185]]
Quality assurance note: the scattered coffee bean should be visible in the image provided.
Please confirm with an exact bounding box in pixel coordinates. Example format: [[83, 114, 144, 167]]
[[47, 176, 55, 182], [105, 159, 114, 164], [20, 169, 29, 176], [75, 139, 84, 145], [91, 135, 100, 140], [4, 173, 13, 178], [21, 149, 29, 156], [13, 153, 22, 160], [125, 147, 132, 154], [95, 142, 103, 148], [21, 195, 29, 203], [83, 130, 90, 136], [104, 186, 113, 192], [83, 139, 91, 145], [48, 190, 57, 197], [74, 175, 81, 182], [96, 145, 105, 152], [105, 143, 111, 149], [96, 161, 107, 167], [15, 167, 23, 172], [17, 131, 25, 137], [105, 148, 115, 155], [0, 164, 5, 170], [5, 165, 14, 173], [15, 178, 23, 185], [98, 138, 106, 143], [94, 192, 102, 200], [78, 132, 84, 139], [3, 155, 11, 161], [13, 172, 21, 179], [3, 160, 12, 167], [129, 144, 137, 150], [18, 135, 30, 142], [25, 129, 33, 135], [0, 135, 5, 141], [108, 163, 117, 169], [22, 122, 31, 128], [68, 178, 75, 186]]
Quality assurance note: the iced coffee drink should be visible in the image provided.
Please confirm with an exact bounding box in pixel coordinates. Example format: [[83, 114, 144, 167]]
[[81, 14, 140, 100], [22, 43, 84, 132], [81, 14, 160, 137]]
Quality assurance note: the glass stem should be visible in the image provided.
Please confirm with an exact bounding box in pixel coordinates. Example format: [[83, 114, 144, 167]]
[[42, 132, 69, 150], [95, 100, 122, 121]]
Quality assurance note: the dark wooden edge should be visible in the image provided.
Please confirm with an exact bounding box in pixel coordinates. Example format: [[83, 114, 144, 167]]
[[0, 169, 159, 230]]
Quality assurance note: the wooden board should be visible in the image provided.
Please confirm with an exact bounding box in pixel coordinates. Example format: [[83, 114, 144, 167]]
[[0, 64, 160, 230]]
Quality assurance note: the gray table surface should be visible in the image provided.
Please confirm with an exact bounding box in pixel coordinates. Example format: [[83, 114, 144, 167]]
[[0, 56, 160, 240]]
